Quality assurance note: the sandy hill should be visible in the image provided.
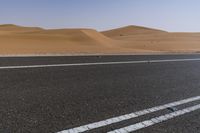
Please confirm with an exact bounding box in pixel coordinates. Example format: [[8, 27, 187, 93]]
[[102, 25, 166, 38], [1, 24, 200, 54], [0, 24, 42, 34], [0, 24, 134, 54], [102, 25, 200, 53], [25, 28, 115, 45]]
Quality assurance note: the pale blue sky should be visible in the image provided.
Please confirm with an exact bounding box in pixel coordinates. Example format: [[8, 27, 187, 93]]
[[0, 0, 200, 31]]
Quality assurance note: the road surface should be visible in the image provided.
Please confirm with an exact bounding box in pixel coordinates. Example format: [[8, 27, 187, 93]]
[[0, 54, 200, 133]]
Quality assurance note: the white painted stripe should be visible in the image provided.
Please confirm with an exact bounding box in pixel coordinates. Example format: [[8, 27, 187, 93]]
[[0, 54, 199, 57], [108, 104, 200, 133], [57, 96, 200, 133], [1, 58, 200, 70]]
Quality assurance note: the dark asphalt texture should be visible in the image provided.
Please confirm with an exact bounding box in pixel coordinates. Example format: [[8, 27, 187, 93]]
[[0, 54, 200, 133]]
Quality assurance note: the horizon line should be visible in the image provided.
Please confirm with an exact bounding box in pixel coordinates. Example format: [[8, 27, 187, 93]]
[[1, 23, 200, 33]]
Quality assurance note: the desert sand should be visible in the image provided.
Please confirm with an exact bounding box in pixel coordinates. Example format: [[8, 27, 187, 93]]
[[0, 24, 200, 55]]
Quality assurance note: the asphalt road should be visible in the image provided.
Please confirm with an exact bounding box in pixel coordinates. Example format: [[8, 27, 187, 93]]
[[0, 54, 200, 133]]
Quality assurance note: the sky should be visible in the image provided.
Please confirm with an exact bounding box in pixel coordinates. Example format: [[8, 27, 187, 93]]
[[0, 0, 200, 31]]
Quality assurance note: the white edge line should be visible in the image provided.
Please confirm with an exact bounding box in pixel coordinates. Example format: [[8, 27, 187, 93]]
[[1, 58, 200, 70], [108, 104, 200, 133], [57, 96, 200, 133], [0, 53, 199, 57]]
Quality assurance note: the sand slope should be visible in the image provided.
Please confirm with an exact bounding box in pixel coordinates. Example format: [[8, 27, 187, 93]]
[[102, 25, 166, 38], [0, 24, 200, 55], [0, 24, 42, 35], [102, 26, 200, 52], [0, 25, 136, 54]]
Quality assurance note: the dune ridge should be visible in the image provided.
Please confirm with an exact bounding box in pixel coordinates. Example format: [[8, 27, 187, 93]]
[[0, 24, 200, 55], [102, 25, 167, 38], [102, 26, 200, 52], [0, 24, 43, 35]]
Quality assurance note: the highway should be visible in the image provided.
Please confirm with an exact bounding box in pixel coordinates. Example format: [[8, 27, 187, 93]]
[[0, 54, 200, 133]]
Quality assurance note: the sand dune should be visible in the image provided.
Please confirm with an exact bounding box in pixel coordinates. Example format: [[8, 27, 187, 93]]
[[0, 24, 200, 55], [0, 24, 42, 35], [102, 26, 200, 52], [102, 25, 166, 38], [0, 25, 134, 54]]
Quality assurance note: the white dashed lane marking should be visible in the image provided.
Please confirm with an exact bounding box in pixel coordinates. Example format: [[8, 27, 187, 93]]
[[0, 58, 200, 70], [57, 96, 200, 133], [108, 104, 200, 133]]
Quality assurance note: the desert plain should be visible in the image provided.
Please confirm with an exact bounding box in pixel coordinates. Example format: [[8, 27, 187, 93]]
[[0, 24, 200, 55]]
